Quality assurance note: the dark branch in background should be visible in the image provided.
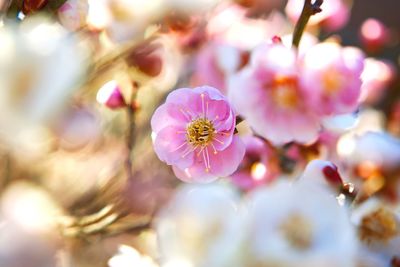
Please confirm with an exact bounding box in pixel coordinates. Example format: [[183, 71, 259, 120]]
[[125, 82, 139, 180], [4, 0, 68, 21], [292, 0, 324, 48]]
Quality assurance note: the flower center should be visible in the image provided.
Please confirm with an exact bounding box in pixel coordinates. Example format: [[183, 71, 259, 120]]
[[270, 75, 299, 109], [186, 118, 215, 147], [280, 213, 313, 250], [323, 69, 344, 95], [359, 208, 398, 244]]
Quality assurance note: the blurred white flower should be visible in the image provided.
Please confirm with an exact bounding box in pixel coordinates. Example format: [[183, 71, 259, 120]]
[[108, 245, 158, 267], [0, 181, 62, 267], [243, 181, 357, 267], [156, 184, 244, 267], [297, 159, 344, 194], [95, 0, 165, 42], [339, 131, 400, 171], [322, 113, 359, 134], [0, 17, 87, 157], [165, 0, 223, 14], [351, 199, 400, 266], [1, 181, 63, 235], [336, 109, 386, 159]]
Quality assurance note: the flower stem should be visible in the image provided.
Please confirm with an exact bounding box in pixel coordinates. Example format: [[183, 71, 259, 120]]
[[292, 0, 324, 48], [125, 83, 139, 180]]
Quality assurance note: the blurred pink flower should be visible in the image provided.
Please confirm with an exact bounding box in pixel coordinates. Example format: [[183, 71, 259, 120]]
[[58, 0, 89, 31], [151, 86, 245, 183], [229, 43, 320, 145], [301, 42, 365, 116], [360, 18, 391, 53], [360, 57, 396, 104], [230, 135, 277, 191], [207, 3, 288, 50], [285, 0, 350, 32], [191, 41, 249, 95]]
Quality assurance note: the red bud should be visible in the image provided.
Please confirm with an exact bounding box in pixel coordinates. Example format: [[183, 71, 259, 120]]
[[22, 0, 48, 14], [322, 164, 343, 185]]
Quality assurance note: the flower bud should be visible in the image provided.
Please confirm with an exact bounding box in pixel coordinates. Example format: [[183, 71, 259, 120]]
[[22, 0, 48, 14], [96, 80, 126, 109], [126, 40, 162, 77]]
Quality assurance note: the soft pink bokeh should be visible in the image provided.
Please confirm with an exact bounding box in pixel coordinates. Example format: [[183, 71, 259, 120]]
[[230, 135, 277, 191], [360, 18, 391, 52]]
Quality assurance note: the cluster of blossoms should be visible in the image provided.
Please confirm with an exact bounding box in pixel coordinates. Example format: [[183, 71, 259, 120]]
[[152, 159, 400, 266], [155, 160, 400, 267], [145, 1, 400, 265], [151, 40, 365, 182], [229, 40, 365, 145]]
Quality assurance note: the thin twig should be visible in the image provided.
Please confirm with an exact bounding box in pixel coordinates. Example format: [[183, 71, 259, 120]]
[[125, 83, 139, 180], [292, 0, 324, 48]]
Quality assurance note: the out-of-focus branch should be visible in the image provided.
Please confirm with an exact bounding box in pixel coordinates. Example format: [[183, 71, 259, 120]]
[[292, 0, 324, 48], [60, 204, 152, 238], [125, 83, 139, 180]]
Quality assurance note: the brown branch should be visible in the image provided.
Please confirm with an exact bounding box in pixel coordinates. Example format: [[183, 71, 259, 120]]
[[125, 83, 139, 180], [292, 0, 324, 48]]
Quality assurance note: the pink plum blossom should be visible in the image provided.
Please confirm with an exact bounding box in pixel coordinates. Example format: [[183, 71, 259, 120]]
[[191, 41, 249, 95], [285, 0, 350, 32], [301, 42, 365, 116], [229, 43, 321, 145], [58, 0, 89, 31], [151, 86, 245, 183], [230, 135, 278, 191]]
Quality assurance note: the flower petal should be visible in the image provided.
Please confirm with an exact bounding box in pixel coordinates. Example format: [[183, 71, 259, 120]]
[[151, 103, 189, 133], [154, 126, 194, 169]]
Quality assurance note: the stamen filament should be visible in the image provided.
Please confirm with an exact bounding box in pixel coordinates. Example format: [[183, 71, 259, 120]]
[[211, 143, 218, 154], [181, 144, 198, 158], [173, 142, 187, 152], [201, 93, 205, 119], [213, 137, 224, 145]]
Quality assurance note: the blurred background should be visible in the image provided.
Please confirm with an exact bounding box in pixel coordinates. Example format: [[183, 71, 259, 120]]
[[0, 0, 399, 267]]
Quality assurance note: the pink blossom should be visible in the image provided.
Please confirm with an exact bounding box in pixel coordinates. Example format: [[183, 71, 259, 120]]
[[151, 86, 245, 183], [58, 0, 89, 31], [230, 135, 277, 191], [191, 41, 249, 95], [285, 0, 350, 32], [229, 43, 320, 145], [301, 42, 365, 116]]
